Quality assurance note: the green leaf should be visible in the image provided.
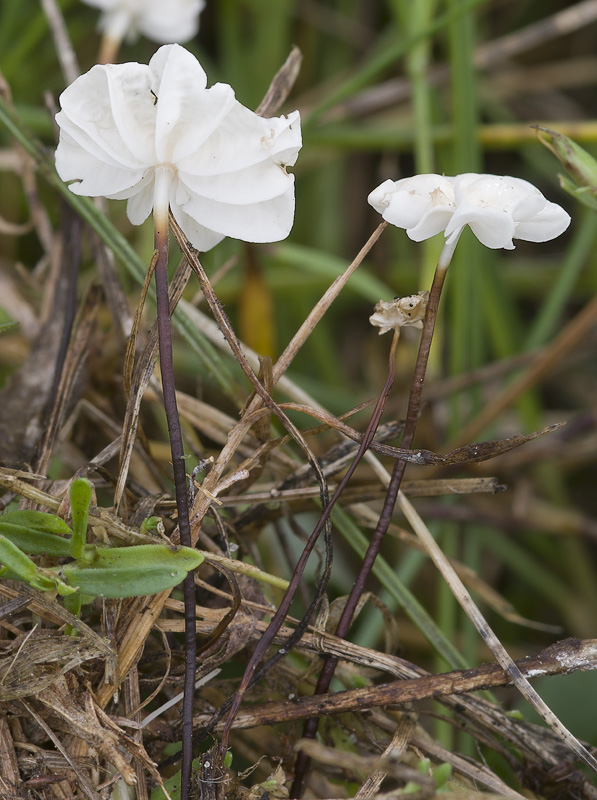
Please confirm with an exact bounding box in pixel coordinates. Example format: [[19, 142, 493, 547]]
[[432, 762, 452, 789], [416, 758, 431, 775], [90, 544, 203, 571], [140, 516, 162, 534], [0, 527, 73, 557], [0, 534, 40, 582], [400, 782, 423, 795], [0, 535, 77, 595], [62, 545, 204, 599], [0, 510, 73, 557], [0, 509, 72, 536]]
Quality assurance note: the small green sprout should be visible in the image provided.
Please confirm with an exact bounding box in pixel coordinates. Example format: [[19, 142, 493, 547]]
[[140, 515, 164, 535], [400, 758, 453, 794]]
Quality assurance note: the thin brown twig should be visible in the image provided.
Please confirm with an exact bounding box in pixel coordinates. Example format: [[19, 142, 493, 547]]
[[192, 638, 597, 730]]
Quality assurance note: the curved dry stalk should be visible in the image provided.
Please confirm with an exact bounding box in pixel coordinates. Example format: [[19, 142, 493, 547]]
[[179, 222, 388, 530], [271, 222, 388, 383], [170, 221, 330, 489], [397, 489, 597, 774]]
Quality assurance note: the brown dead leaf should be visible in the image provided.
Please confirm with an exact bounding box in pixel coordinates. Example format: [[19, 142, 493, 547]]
[[0, 628, 107, 701], [32, 673, 162, 787], [371, 423, 565, 465]]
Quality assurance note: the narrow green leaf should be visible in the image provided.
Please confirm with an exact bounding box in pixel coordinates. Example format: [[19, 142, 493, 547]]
[[90, 544, 203, 571], [0, 525, 72, 557], [558, 174, 597, 211], [0, 509, 72, 536], [272, 243, 393, 303], [0, 534, 39, 582], [0, 509, 73, 557]]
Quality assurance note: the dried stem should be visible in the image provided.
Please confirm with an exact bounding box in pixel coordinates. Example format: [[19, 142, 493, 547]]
[[291, 239, 456, 797], [98, 34, 121, 65], [194, 637, 597, 730]]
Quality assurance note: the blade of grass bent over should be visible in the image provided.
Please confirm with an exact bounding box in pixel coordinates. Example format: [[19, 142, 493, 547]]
[[398, 489, 597, 773]]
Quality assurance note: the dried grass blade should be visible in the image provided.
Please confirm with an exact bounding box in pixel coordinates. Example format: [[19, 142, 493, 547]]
[[20, 699, 100, 800], [397, 489, 597, 773], [354, 713, 416, 799], [35, 283, 102, 476], [95, 590, 172, 708], [255, 46, 302, 117]]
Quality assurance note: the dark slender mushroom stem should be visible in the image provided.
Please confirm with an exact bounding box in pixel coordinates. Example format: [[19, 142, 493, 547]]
[[291, 240, 456, 798], [153, 210, 196, 800]]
